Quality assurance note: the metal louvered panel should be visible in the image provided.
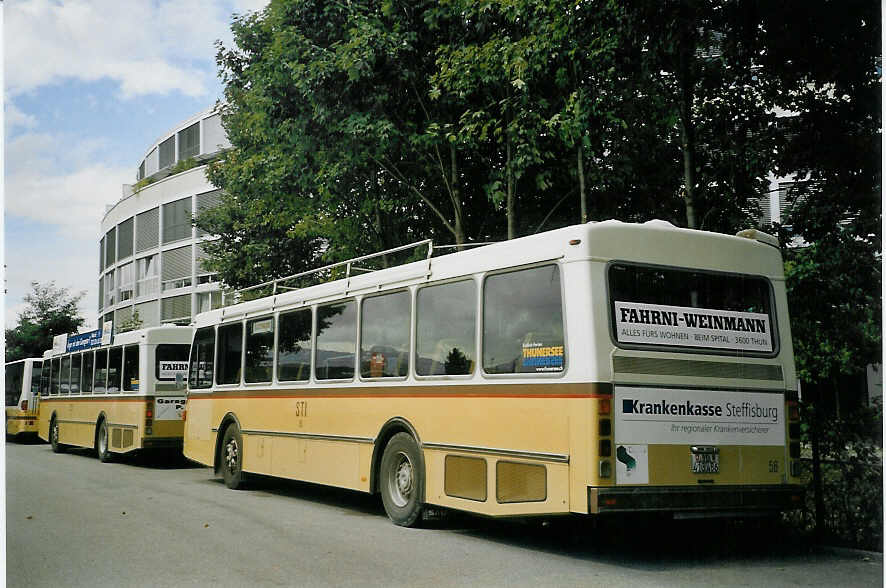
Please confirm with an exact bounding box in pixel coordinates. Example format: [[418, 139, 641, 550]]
[[196, 189, 222, 237], [118, 218, 134, 259], [105, 227, 116, 268], [115, 306, 133, 326], [161, 295, 191, 322], [162, 246, 192, 281], [162, 197, 192, 244], [135, 301, 159, 327], [136, 208, 159, 252], [195, 243, 213, 275], [612, 356, 783, 381]]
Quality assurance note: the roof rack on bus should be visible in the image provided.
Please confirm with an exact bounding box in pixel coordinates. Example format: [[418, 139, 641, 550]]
[[220, 238, 498, 307]]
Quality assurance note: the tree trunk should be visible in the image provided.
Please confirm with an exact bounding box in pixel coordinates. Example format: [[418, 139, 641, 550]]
[[578, 142, 587, 223], [678, 15, 699, 230], [450, 143, 465, 247], [506, 122, 516, 239]]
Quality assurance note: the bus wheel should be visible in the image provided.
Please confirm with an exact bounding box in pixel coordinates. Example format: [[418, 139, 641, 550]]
[[96, 420, 113, 463], [50, 417, 64, 454], [221, 424, 245, 489], [380, 432, 424, 527]]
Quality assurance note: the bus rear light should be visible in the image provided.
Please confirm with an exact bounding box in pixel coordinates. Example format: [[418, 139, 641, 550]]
[[599, 419, 611, 437], [788, 405, 800, 421], [789, 442, 800, 459], [145, 427, 153, 435], [598, 398, 611, 415], [602, 497, 617, 506], [20, 400, 27, 411], [146, 409, 153, 418], [182, 410, 187, 422], [599, 460, 612, 478], [599, 439, 611, 457]]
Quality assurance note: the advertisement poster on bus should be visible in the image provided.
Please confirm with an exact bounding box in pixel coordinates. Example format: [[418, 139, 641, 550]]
[[614, 301, 773, 352], [154, 397, 186, 420], [614, 386, 784, 446]]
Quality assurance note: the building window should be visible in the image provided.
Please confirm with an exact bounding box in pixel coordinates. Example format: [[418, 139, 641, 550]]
[[177, 122, 200, 161], [161, 294, 191, 324], [118, 262, 134, 302], [105, 227, 116, 268], [196, 291, 222, 314], [117, 218, 134, 260], [136, 207, 159, 252], [159, 135, 175, 169], [104, 271, 115, 307], [162, 197, 192, 243], [161, 245, 193, 291], [138, 160, 145, 181], [136, 254, 159, 298]]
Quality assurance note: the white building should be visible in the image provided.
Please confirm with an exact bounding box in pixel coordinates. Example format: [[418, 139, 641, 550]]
[[98, 107, 230, 331]]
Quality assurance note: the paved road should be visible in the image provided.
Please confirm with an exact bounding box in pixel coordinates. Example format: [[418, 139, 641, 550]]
[[5, 441, 882, 587]]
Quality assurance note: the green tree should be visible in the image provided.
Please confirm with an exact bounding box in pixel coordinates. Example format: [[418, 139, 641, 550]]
[[5, 282, 85, 362]]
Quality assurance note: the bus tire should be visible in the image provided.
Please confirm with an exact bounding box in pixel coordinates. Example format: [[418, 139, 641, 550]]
[[95, 419, 113, 463], [379, 432, 424, 527], [221, 424, 245, 489], [49, 416, 65, 454]]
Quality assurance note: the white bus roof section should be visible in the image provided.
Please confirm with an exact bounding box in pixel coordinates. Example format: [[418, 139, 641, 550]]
[[193, 220, 785, 328], [45, 325, 193, 357]]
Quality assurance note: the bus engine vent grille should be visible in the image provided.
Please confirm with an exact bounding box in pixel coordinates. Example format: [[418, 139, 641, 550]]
[[613, 357, 783, 381]]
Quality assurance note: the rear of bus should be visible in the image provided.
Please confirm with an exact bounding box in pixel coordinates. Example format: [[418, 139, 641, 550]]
[[141, 329, 192, 450], [5, 359, 41, 438], [584, 221, 803, 517]]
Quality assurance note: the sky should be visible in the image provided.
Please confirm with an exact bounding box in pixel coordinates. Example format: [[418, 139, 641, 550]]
[[3, 0, 269, 332]]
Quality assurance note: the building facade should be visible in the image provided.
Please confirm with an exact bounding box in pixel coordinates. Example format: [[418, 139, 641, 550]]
[[98, 107, 230, 331]]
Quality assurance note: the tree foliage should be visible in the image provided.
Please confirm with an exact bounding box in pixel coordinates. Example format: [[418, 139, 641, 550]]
[[5, 282, 85, 362], [202, 0, 879, 393]]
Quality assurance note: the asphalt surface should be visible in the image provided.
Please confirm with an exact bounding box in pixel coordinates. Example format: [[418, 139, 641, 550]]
[[5, 440, 882, 587]]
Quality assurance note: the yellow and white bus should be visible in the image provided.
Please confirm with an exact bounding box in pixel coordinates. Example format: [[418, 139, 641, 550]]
[[183, 220, 803, 526], [37, 325, 193, 460], [5, 358, 43, 439]]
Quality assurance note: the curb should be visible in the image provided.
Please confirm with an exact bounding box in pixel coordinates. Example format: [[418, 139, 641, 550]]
[[818, 545, 883, 561]]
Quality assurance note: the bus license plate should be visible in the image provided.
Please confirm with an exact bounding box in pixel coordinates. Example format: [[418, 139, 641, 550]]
[[691, 452, 720, 474]]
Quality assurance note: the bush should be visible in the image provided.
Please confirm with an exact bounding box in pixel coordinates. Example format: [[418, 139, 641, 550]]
[[786, 399, 882, 551]]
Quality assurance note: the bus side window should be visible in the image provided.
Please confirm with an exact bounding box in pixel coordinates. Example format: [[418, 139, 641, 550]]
[[416, 280, 476, 376], [189, 327, 216, 389], [60, 355, 72, 395], [483, 265, 565, 375], [70, 353, 82, 394], [94, 349, 108, 393], [277, 309, 312, 383], [360, 291, 410, 378], [216, 323, 243, 385], [123, 345, 139, 392], [107, 347, 123, 393], [81, 352, 94, 394], [5, 362, 24, 406], [50, 358, 60, 395], [245, 317, 274, 383], [316, 301, 356, 381], [30, 363, 42, 396], [39, 362, 50, 396]]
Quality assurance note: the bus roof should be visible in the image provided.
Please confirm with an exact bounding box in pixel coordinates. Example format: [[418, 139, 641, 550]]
[[193, 220, 783, 329], [45, 325, 193, 357]]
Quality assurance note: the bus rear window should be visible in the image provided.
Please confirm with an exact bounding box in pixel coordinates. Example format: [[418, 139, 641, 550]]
[[608, 263, 776, 354], [156, 344, 190, 381]]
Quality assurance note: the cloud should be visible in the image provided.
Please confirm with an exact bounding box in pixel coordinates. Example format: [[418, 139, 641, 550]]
[[5, 101, 37, 131], [6, 131, 131, 238], [4, 0, 269, 99]]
